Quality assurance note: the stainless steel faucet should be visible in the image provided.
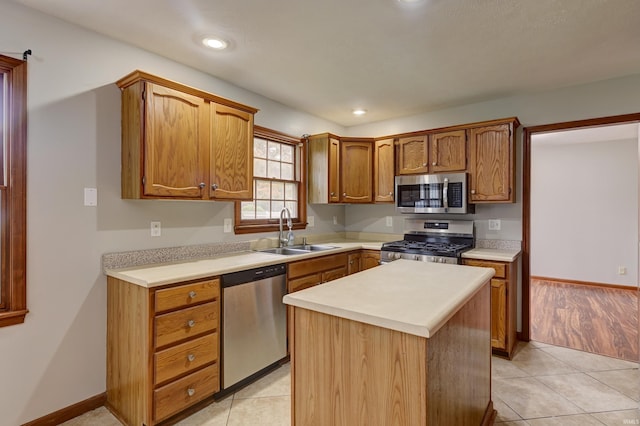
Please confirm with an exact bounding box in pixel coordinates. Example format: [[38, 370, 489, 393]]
[[279, 207, 294, 247]]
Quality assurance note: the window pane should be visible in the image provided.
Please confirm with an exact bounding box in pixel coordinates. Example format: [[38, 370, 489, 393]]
[[272, 200, 284, 217], [285, 201, 297, 218], [272, 181, 285, 200], [254, 138, 267, 158], [254, 158, 267, 178], [281, 163, 293, 180], [285, 182, 297, 200], [267, 160, 280, 179], [281, 144, 293, 163], [240, 201, 256, 220], [256, 180, 271, 199], [256, 200, 270, 219], [267, 141, 281, 160]]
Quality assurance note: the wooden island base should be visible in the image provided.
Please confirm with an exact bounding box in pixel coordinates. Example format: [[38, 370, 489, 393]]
[[289, 282, 494, 426]]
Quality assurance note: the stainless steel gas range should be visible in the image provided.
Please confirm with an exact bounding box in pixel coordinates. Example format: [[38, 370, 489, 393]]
[[381, 219, 474, 265]]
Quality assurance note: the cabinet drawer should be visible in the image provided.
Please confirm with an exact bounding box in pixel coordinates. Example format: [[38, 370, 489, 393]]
[[323, 266, 347, 283], [155, 302, 218, 348], [155, 279, 220, 313], [153, 364, 219, 422], [288, 253, 347, 279], [463, 259, 506, 278], [289, 273, 322, 293], [155, 333, 218, 385]]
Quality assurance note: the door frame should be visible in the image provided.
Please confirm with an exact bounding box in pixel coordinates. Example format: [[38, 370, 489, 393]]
[[521, 112, 640, 341]]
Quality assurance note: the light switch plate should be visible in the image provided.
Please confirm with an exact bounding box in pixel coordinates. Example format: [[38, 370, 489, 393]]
[[150, 221, 161, 237], [488, 219, 501, 231], [84, 188, 97, 206], [223, 218, 232, 233]]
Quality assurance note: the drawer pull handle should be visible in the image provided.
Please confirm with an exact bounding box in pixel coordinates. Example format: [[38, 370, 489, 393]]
[[187, 354, 196, 362], [187, 388, 195, 397], [188, 291, 197, 299], [187, 320, 196, 328]]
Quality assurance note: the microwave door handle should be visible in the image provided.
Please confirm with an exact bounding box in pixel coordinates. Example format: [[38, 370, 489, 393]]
[[443, 178, 449, 211]]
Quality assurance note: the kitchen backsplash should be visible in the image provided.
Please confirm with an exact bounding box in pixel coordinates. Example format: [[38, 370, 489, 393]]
[[475, 239, 522, 250]]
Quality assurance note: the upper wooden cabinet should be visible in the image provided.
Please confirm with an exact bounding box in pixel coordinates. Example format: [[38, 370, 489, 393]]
[[373, 138, 395, 203], [340, 138, 373, 203], [396, 135, 429, 175], [468, 119, 519, 203], [429, 129, 467, 173], [117, 71, 257, 201], [307, 134, 372, 204]]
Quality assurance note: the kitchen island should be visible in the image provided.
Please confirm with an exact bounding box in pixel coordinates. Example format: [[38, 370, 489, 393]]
[[283, 259, 496, 426]]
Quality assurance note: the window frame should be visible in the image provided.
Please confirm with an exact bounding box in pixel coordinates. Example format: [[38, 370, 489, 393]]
[[0, 54, 28, 327], [234, 125, 307, 234]]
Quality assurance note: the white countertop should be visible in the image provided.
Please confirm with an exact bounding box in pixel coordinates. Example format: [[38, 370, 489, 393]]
[[105, 242, 383, 288], [283, 259, 494, 338], [462, 248, 521, 262]]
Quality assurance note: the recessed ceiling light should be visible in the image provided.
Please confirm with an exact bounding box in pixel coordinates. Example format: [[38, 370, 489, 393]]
[[352, 108, 367, 116], [202, 37, 228, 50]]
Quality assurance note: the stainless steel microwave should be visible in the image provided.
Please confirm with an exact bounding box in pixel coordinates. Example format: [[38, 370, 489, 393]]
[[395, 173, 473, 214]]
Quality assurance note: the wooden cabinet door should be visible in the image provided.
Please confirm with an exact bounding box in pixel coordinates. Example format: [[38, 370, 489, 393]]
[[347, 252, 362, 275], [429, 130, 466, 172], [144, 83, 209, 198], [361, 250, 380, 270], [490, 278, 507, 350], [340, 140, 372, 203], [322, 266, 347, 283], [210, 103, 254, 200], [329, 138, 341, 202], [468, 124, 513, 202], [396, 135, 428, 175], [374, 138, 395, 203]]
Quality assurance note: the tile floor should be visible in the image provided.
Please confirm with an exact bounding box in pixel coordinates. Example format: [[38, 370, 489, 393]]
[[62, 341, 639, 426]]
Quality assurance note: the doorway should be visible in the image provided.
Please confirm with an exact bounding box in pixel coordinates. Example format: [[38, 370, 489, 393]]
[[522, 113, 640, 361]]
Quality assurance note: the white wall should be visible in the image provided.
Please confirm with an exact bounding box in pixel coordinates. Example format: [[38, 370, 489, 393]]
[[2, 0, 640, 424], [530, 136, 638, 286]]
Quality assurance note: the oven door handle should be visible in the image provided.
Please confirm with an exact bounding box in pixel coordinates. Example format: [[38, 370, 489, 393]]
[[443, 178, 449, 211]]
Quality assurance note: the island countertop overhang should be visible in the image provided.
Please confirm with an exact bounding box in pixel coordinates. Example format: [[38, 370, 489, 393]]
[[283, 259, 495, 338]]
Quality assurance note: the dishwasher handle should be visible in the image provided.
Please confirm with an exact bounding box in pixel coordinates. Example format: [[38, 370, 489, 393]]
[[222, 264, 286, 287]]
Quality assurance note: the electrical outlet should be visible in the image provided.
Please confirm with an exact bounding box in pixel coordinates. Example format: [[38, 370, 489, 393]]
[[385, 216, 393, 227], [307, 216, 315, 227], [488, 219, 501, 231], [150, 221, 161, 237], [84, 188, 97, 206], [223, 218, 232, 233], [618, 266, 627, 275], [333, 216, 338, 225]]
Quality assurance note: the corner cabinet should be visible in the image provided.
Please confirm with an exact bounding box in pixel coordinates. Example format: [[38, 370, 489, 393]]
[[107, 277, 221, 426], [117, 71, 257, 201], [462, 258, 517, 358], [468, 118, 520, 203]]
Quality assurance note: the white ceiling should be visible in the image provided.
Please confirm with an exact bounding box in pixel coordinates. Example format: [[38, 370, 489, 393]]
[[14, 0, 640, 127]]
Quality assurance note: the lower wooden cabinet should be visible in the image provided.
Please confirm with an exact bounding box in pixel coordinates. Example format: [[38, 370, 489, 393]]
[[287, 252, 348, 293], [107, 277, 221, 426], [463, 258, 517, 358], [361, 249, 381, 270]]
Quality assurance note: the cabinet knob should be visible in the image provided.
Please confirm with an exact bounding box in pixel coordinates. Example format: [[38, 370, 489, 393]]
[[471, 189, 476, 194], [187, 353, 196, 362], [188, 291, 197, 299], [187, 320, 196, 328], [432, 162, 436, 166], [330, 192, 335, 196], [198, 182, 205, 189], [211, 183, 218, 190], [187, 388, 195, 397], [423, 163, 427, 167], [389, 192, 393, 196], [343, 192, 346, 197]]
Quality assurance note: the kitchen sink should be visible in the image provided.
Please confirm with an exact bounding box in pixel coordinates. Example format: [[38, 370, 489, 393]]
[[258, 244, 337, 255]]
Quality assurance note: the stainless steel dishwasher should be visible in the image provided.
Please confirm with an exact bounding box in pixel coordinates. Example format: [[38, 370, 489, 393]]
[[220, 263, 287, 392]]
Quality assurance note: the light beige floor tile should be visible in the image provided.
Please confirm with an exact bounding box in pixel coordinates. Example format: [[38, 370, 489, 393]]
[[227, 395, 290, 426], [493, 355, 531, 379], [536, 373, 638, 412], [588, 369, 640, 401], [234, 363, 291, 399], [591, 409, 640, 425], [494, 396, 522, 422], [509, 347, 578, 376], [527, 340, 554, 349], [175, 397, 232, 426], [59, 406, 122, 426], [541, 345, 639, 372], [525, 413, 607, 425], [492, 377, 583, 418]]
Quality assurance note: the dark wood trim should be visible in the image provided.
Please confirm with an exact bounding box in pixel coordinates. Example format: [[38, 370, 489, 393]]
[[0, 54, 28, 328], [531, 276, 638, 292], [522, 112, 640, 343], [21, 393, 106, 426]]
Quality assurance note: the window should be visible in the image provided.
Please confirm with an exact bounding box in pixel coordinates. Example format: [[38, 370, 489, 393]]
[[234, 126, 307, 234], [0, 54, 28, 327]]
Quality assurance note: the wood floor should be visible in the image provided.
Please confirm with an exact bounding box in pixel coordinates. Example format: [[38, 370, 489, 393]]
[[531, 277, 639, 362]]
